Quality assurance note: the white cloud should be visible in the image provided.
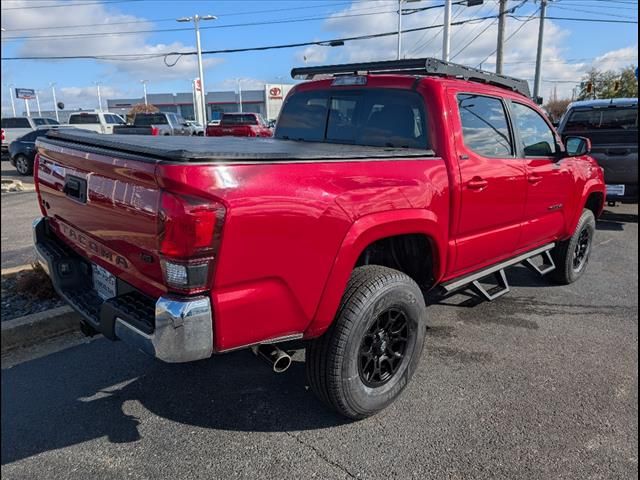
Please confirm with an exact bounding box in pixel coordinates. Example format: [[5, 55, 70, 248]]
[[216, 77, 267, 91], [1, 0, 224, 89], [294, 0, 638, 99]]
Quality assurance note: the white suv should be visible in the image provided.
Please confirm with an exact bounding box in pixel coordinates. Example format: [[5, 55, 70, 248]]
[[67, 111, 126, 134]]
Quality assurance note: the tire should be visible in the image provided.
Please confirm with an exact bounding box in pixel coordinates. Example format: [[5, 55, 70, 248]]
[[550, 209, 596, 285], [306, 265, 427, 419], [14, 154, 33, 176]]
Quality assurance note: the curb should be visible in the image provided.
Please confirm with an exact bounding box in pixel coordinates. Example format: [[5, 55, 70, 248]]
[[1, 264, 34, 276], [1, 306, 81, 354]]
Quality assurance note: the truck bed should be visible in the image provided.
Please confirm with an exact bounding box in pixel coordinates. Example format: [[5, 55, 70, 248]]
[[43, 129, 434, 162]]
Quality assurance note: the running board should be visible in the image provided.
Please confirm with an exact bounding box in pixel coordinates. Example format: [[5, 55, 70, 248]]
[[442, 243, 556, 301]]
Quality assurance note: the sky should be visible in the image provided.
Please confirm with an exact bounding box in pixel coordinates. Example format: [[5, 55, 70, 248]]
[[0, 0, 638, 115]]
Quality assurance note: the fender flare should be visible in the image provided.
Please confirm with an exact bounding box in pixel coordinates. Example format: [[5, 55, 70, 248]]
[[304, 209, 447, 338], [567, 180, 605, 235]]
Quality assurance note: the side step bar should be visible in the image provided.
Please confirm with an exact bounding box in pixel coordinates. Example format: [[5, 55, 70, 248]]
[[441, 243, 556, 301]]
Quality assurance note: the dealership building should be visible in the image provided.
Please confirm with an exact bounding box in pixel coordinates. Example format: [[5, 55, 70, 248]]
[[106, 83, 295, 122]]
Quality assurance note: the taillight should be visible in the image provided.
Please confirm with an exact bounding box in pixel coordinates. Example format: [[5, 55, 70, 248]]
[[158, 191, 225, 293], [151, 126, 159, 136], [1, 129, 4, 142], [34, 154, 46, 216]]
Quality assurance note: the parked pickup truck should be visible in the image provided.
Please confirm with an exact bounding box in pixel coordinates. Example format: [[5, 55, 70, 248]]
[[206, 112, 273, 137], [33, 58, 604, 419], [113, 112, 191, 136], [66, 111, 126, 134], [558, 98, 638, 204]]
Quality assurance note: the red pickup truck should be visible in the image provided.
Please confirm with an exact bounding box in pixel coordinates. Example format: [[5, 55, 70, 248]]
[[33, 59, 604, 419], [206, 112, 273, 137]]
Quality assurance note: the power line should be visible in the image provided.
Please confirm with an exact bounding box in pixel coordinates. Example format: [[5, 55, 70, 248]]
[[1, 4, 401, 42], [0, 0, 143, 10], [0, 15, 506, 61], [550, 3, 638, 20], [540, 15, 638, 23], [451, 18, 499, 60], [0, 1, 355, 33]]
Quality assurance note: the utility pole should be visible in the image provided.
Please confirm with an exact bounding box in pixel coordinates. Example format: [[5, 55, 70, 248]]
[[178, 14, 216, 135], [495, 0, 508, 74], [8, 84, 16, 117], [50, 82, 59, 122], [533, 0, 548, 102], [442, 0, 452, 61]]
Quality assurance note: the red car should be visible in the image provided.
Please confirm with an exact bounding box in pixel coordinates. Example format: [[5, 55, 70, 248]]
[[206, 112, 273, 137], [33, 58, 604, 419]]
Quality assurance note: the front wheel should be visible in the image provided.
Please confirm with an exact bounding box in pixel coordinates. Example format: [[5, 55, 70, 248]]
[[551, 209, 596, 285], [14, 154, 33, 176], [306, 266, 427, 419]]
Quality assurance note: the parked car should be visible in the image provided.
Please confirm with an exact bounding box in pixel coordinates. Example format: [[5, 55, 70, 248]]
[[33, 58, 604, 419], [65, 111, 126, 134], [206, 113, 273, 137], [558, 98, 638, 204], [9, 127, 67, 175], [113, 112, 191, 136], [185, 120, 204, 136], [1, 116, 59, 159]]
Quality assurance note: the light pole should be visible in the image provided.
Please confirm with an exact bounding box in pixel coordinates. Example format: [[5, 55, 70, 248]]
[[442, 0, 452, 61], [177, 14, 217, 136], [237, 79, 243, 113], [397, 0, 420, 60], [7, 83, 16, 117], [94, 81, 103, 112], [35, 90, 42, 116], [50, 82, 59, 122], [141, 79, 149, 105]]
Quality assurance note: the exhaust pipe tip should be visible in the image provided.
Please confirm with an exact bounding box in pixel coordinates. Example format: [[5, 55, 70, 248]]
[[251, 344, 292, 373]]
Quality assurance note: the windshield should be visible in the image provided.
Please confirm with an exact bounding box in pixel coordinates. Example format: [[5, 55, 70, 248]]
[[275, 88, 428, 148], [564, 106, 638, 131], [134, 114, 168, 126]]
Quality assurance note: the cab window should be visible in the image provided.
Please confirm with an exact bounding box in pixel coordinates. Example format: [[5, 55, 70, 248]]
[[457, 94, 513, 157], [511, 102, 558, 157]]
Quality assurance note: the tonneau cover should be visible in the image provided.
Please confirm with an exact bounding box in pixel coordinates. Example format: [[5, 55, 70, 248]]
[[42, 128, 434, 162]]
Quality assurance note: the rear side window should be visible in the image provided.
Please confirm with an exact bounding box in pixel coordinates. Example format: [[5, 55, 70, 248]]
[[1, 118, 31, 128], [70, 114, 100, 124], [32, 118, 48, 126], [511, 102, 557, 157], [457, 94, 512, 157], [134, 114, 168, 125], [276, 88, 428, 148], [105, 114, 125, 125], [564, 107, 638, 131]]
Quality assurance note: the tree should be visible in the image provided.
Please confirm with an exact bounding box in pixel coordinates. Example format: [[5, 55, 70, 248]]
[[577, 66, 638, 100], [126, 103, 159, 123], [544, 98, 572, 122]]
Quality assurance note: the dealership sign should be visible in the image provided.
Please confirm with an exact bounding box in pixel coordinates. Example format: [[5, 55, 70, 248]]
[[15, 88, 36, 99], [269, 87, 283, 99]]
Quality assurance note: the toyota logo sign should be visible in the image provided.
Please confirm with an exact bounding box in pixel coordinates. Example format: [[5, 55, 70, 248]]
[[269, 87, 282, 98]]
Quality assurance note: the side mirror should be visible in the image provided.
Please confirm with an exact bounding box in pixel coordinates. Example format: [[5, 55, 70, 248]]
[[565, 136, 591, 157]]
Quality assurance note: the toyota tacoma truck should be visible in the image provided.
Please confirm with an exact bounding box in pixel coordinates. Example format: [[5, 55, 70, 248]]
[[206, 112, 273, 137], [33, 59, 605, 419]]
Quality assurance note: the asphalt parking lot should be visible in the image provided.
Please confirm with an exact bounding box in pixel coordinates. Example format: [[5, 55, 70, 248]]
[[1, 204, 638, 480]]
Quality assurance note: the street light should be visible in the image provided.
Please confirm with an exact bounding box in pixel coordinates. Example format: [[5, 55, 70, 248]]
[[140, 79, 149, 105], [50, 82, 59, 122], [7, 83, 16, 117], [397, 0, 420, 60], [235, 78, 243, 113], [94, 81, 103, 112], [35, 90, 42, 116], [177, 14, 217, 136]]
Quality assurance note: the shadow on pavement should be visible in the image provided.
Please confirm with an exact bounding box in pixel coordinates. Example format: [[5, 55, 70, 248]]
[[1, 339, 347, 465]]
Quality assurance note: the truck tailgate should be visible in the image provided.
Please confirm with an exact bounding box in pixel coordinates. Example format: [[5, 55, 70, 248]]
[[36, 140, 166, 297]]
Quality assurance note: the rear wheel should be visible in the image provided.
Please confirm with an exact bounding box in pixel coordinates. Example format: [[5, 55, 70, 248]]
[[306, 266, 427, 419], [14, 154, 32, 176], [551, 209, 596, 285]]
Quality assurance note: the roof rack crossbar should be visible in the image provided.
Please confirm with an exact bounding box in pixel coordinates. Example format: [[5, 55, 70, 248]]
[[291, 57, 531, 98]]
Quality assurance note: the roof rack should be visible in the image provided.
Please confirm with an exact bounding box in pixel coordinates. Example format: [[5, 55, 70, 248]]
[[291, 57, 531, 98]]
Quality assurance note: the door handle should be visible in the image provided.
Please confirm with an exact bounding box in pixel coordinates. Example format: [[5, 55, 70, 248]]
[[528, 174, 543, 184], [467, 177, 488, 190]]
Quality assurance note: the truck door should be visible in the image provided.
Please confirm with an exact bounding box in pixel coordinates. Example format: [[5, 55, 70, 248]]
[[509, 101, 573, 249], [451, 92, 528, 275]]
